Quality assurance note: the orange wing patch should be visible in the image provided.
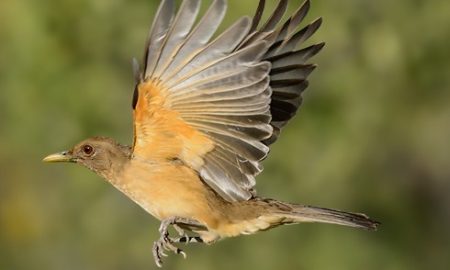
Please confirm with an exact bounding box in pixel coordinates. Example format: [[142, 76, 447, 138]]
[[133, 80, 214, 170]]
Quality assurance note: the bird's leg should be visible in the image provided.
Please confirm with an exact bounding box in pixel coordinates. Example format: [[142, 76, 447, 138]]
[[171, 224, 204, 244], [173, 235, 204, 244], [152, 217, 204, 267], [172, 224, 188, 239]]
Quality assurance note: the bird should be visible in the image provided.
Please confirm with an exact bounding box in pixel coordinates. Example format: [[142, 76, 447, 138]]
[[43, 0, 379, 267]]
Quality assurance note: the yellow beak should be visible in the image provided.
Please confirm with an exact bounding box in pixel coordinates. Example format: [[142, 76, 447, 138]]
[[42, 151, 75, 163]]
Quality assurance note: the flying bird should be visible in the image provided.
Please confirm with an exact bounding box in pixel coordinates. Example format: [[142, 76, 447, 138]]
[[43, 0, 379, 267]]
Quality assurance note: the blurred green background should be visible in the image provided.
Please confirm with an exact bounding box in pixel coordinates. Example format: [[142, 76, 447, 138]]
[[1, 0, 449, 269]]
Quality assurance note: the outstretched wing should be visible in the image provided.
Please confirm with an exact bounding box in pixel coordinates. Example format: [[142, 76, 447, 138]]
[[131, 0, 323, 202]]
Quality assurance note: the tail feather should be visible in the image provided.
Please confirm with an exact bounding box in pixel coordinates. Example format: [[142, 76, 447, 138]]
[[257, 199, 380, 231], [285, 204, 380, 231]]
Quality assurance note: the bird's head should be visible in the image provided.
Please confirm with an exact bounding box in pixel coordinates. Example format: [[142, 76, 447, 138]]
[[43, 137, 131, 179]]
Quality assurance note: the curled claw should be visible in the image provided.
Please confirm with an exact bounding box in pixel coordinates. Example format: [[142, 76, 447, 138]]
[[152, 217, 205, 266], [161, 250, 168, 257], [153, 237, 179, 267], [152, 241, 164, 268], [152, 230, 187, 267]]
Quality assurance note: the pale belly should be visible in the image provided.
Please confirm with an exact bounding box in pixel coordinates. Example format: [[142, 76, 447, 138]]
[[111, 160, 220, 224]]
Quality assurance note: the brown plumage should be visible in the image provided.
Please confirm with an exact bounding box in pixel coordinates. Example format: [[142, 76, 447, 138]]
[[43, 0, 379, 267]]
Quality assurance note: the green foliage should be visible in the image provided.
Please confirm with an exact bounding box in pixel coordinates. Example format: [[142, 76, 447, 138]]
[[1, 0, 449, 269]]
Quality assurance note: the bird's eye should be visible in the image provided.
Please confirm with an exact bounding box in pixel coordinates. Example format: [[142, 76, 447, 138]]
[[82, 145, 94, 156]]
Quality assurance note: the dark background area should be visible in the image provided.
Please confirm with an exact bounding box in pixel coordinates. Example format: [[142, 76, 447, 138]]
[[1, 0, 449, 269]]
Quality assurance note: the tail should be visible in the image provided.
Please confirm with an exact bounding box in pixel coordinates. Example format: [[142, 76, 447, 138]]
[[284, 204, 380, 231], [258, 199, 380, 231]]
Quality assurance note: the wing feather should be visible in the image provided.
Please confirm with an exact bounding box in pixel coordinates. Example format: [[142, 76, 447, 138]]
[[268, 43, 325, 68], [267, 18, 322, 57], [152, 0, 201, 78], [144, 0, 175, 77], [171, 76, 270, 105], [159, 0, 227, 81], [162, 16, 251, 83], [182, 113, 271, 127], [239, 0, 288, 48], [167, 41, 268, 90], [133, 0, 323, 201]]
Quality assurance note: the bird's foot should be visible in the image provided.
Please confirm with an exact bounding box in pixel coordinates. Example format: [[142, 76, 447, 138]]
[[152, 232, 186, 267], [152, 217, 204, 267]]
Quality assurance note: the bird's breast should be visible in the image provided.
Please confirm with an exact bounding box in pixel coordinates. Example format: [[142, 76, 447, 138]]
[[110, 159, 220, 223]]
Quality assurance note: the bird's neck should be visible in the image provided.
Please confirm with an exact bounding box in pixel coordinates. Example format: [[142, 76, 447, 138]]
[[97, 144, 132, 183]]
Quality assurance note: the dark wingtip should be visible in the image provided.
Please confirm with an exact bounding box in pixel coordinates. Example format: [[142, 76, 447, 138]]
[[315, 17, 323, 25], [303, 0, 311, 8], [250, 0, 266, 32], [307, 42, 325, 56]]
